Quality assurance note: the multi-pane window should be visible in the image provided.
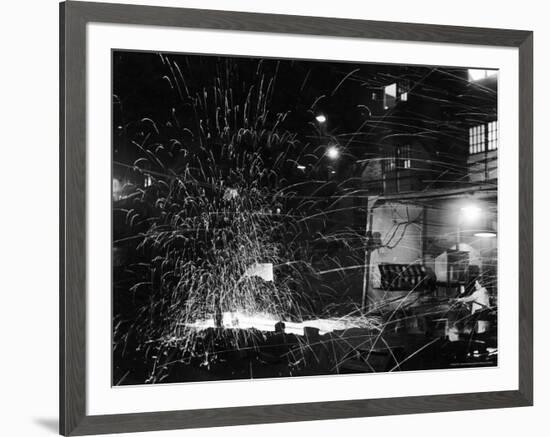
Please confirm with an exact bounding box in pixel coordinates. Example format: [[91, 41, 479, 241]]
[[400, 145, 411, 169], [487, 120, 498, 151], [383, 145, 412, 173], [382, 149, 396, 173], [469, 121, 498, 154], [469, 124, 485, 154]]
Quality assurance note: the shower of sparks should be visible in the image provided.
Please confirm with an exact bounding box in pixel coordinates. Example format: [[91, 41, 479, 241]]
[[112, 52, 498, 384]]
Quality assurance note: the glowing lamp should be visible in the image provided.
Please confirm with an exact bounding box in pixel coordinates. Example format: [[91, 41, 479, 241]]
[[474, 232, 497, 238], [326, 146, 339, 160], [460, 205, 482, 221]]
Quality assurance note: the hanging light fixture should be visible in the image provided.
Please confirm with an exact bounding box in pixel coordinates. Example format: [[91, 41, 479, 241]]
[[474, 216, 497, 238]]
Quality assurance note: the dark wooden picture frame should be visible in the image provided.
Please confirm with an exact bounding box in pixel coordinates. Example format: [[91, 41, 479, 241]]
[[60, 1, 533, 435]]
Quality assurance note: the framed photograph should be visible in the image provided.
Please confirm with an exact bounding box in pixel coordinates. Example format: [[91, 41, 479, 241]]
[[60, 1, 533, 435]]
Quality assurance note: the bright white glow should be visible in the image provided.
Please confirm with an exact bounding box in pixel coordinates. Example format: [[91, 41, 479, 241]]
[[186, 311, 374, 336], [461, 205, 482, 221], [315, 114, 326, 123], [468, 69, 498, 82], [296, 164, 306, 170], [385, 83, 397, 98], [326, 146, 339, 159], [112, 178, 122, 198], [384, 83, 397, 110], [242, 262, 273, 282], [474, 232, 497, 238]]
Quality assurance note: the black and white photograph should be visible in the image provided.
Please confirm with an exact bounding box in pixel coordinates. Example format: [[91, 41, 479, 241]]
[[1, 0, 544, 435], [112, 50, 499, 386]]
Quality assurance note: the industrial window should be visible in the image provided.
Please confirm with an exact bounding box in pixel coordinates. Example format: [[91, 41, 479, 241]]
[[382, 149, 396, 173], [487, 121, 498, 151], [469, 124, 486, 154], [383, 145, 411, 173], [401, 145, 411, 169], [469, 121, 498, 155]]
